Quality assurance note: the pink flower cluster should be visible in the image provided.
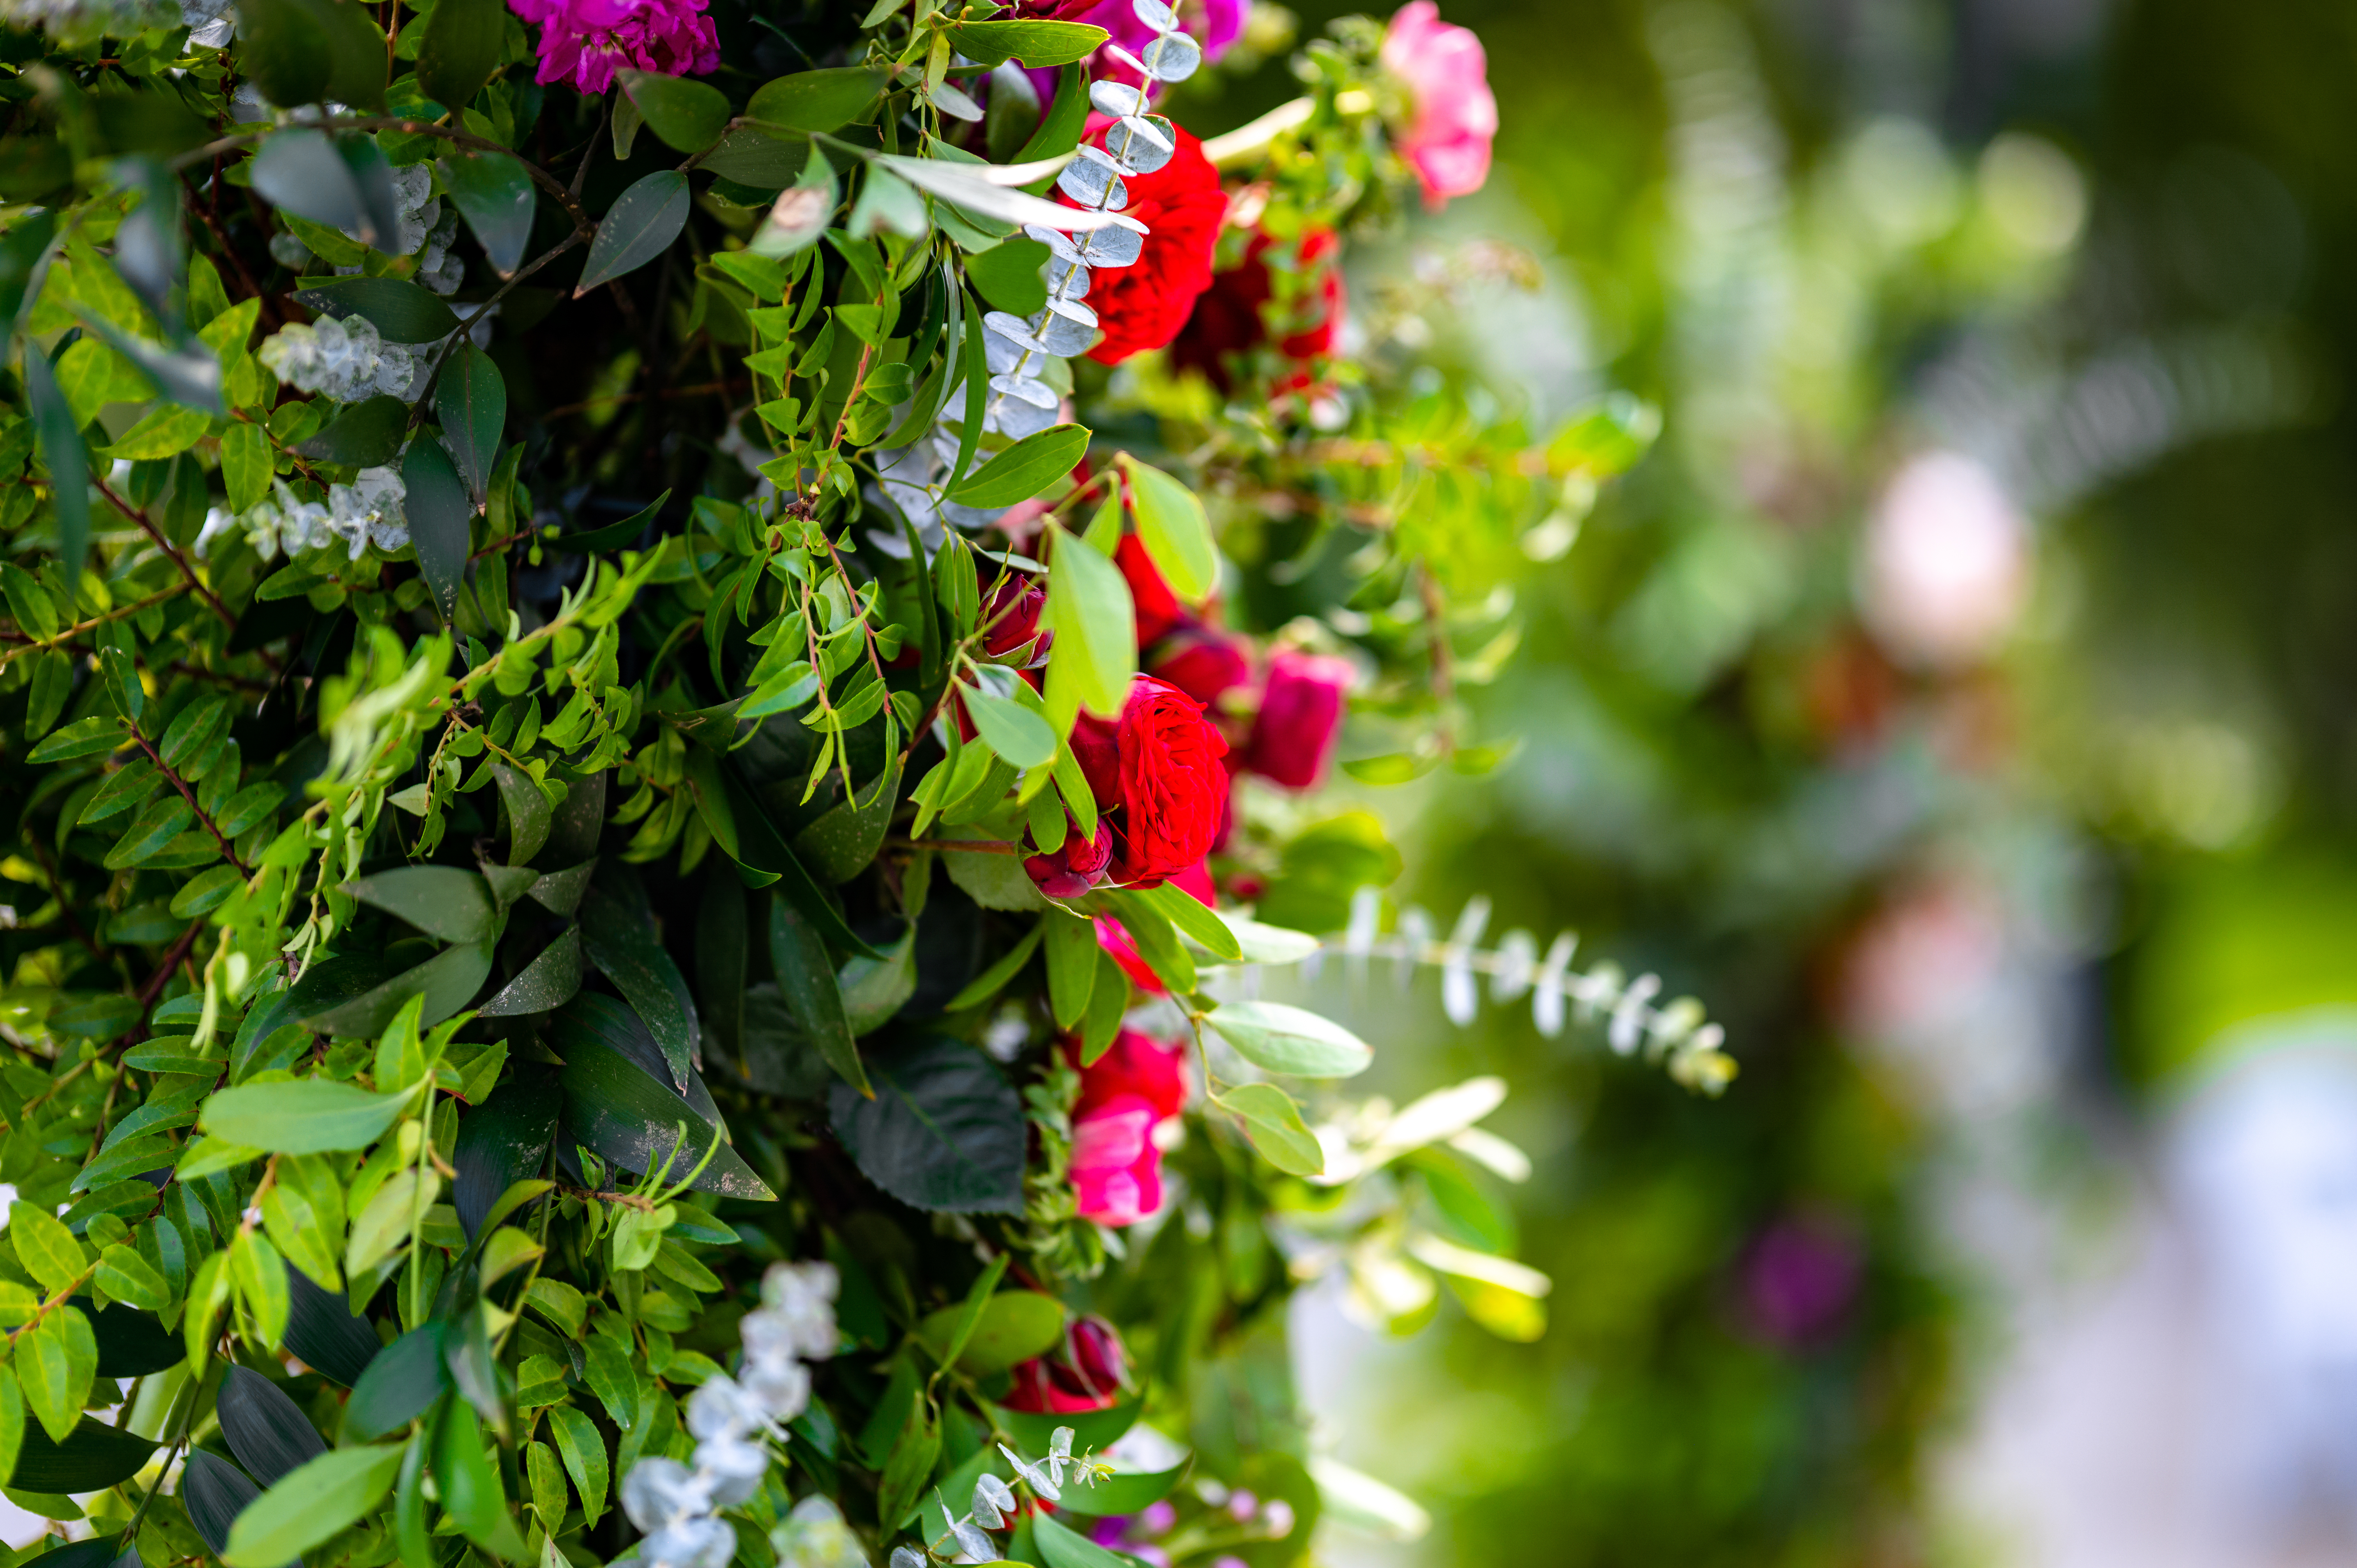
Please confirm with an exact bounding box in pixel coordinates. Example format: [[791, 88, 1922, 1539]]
[[1380, 0, 1498, 207], [1066, 1029, 1189, 1226], [507, 0, 718, 95]]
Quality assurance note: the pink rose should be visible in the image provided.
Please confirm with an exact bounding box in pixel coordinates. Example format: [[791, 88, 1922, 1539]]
[[1242, 650, 1353, 790], [1379, 1, 1498, 208], [1065, 1030, 1189, 1226], [509, 0, 718, 94]]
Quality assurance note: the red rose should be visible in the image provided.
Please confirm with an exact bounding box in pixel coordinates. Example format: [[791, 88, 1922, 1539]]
[[1070, 1025, 1190, 1120], [1148, 624, 1251, 706], [1116, 533, 1184, 646], [1117, 677, 1228, 883], [1063, 123, 1226, 366], [1094, 863, 1212, 991], [1172, 228, 1347, 393], [1242, 650, 1353, 789]]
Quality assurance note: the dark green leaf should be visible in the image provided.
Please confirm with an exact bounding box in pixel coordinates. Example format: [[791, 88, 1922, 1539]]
[[28, 716, 124, 765], [492, 759, 551, 864], [827, 1035, 1025, 1213], [949, 18, 1108, 66], [434, 1401, 525, 1560], [527, 861, 595, 918], [452, 1069, 558, 1238], [23, 349, 90, 590], [435, 344, 505, 504], [542, 489, 668, 554], [617, 69, 731, 153], [1033, 1513, 1132, 1568], [342, 866, 496, 944], [415, 0, 505, 116], [746, 67, 886, 132], [401, 439, 472, 623], [769, 892, 866, 1096], [790, 749, 903, 884], [964, 237, 1050, 316], [476, 928, 581, 1019], [85, 1302, 182, 1377], [699, 128, 811, 190], [436, 152, 534, 278], [287, 941, 495, 1037], [948, 422, 1089, 508], [238, 0, 332, 108], [292, 394, 405, 468], [549, 998, 776, 1200], [578, 874, 697, 1089], [315, 0, 389, 112], [250, 127, 360, 230], [697, 875, 746, 1064], [282, 1263, 381, 1388], [576, 171, 689, 295], [180, 1451, 262, 1559], [291, 277, 459, 344], [715, 760, 884, 958], [9, 1416, 159, 1493], [217, 1366, 327, 1489], [340, 1325, 444, 1443]]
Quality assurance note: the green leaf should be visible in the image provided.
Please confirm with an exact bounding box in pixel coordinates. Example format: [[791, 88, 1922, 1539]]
[[414, 0, 505, 116], [576, 170, 690, 295], [1120, 456, 1218, 601], [14, 1308, 95, 1444], [1034, 1511, 1134, 1568], [578, 878, 698, 1090], [0, 1368, 20, 1492], [180, 1450, 262, 1558], [1212, 1083, 1324, 1175], [223, 1442, 405, 1568], [1042, 523, 1135, 720], [827, 1035, 1025, 1213], [283, 1263, 381, 1388], [949, 422, 1090, 508], [549, 997, 775, 1201], [546, 1405, 608, 1529], [24, 323, 91, 590], [790, 749, 904, 884], [477, 928, 582, 1018], [7, 1414, 159, 1493], [435, 1398, 527, 1560], [238, 0, 332, 107], [251, 127, 365, 232], [914, 1289, 1064, 1376], [491, 758, 552, 864], [1058, 1460, 1190, 1518], [287, 941, 496, 1037], [617, 69, 732, 153], [315, 0, 390, 111], [200, 1078, 410, 1152], [949, 18, 1109, 65], [216, 1365, 326, 1488], [769, 893, 867, 1096], [700, 127, 812, 189], [9, 1204, 87, 1296], [452, 1070, 559, 1238], [293, 393, 406, 467], [27, 716, 123, 765], [101, 403, 210, 461], [746, 67, 886, 132], [1204, 999, 1373, 1078], [219, 420, 273, 512], [403, 438, 472, 623], [291, 276, 461, 344], [964, 236, 1051, 315], [876, 1395, 940, 1532], [343, 865, 497, 944], [962, 682, 1056, 768], [943, 922, 1044, 1012], [230, 1229, 290, 1348], [1043, 911, 1097, 1028], [1134, 881, 1240, 959], [435, 343, 506, 504], [94, 1246, 169, 1311], [436, 152, 535, 278], [340, 1326, 445, 1442]]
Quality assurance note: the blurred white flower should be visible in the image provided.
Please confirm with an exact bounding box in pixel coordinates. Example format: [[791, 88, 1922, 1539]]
[[1860, 450, 2030, 668]]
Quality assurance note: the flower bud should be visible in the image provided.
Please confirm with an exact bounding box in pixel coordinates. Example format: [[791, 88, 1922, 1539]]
[[981, 576, 1051, 661], [1242, 651, 1354, 790]]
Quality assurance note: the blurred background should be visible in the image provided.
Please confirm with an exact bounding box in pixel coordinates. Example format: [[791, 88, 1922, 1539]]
[[1184, 0, 2357, 1563]]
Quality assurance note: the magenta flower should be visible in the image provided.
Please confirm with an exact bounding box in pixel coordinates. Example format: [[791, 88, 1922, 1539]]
[[1379, 0, 1498, 208], [508, 0, 719, 95]]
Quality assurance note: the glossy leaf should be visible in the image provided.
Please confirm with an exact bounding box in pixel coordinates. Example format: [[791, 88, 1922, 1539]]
[[436, 152, 535, 278], [402, 439, 472, 623], [948, 423, 1090, 508], [746, 67, 886, 132], [436, 344, 506, 505], [179, 1450, 262, 1558], [291, 277, 459, 344], [549, 998, 775, 1200], [618, 69, 731, 152], [578, 877, 698, 1089], [477, 928, 582, 1018], [415, 0, 504, 116], [282, 1263, 381, 1388], [576, 171, 690, 295], [770, 892, 867, 1096], [9, 1416, 163, 1494], [827, 1035, 1025, 1213], [343, 866, 496, 944], [949, 18, 1109, 65], [452, 1070, 559, 1237], [292, 394, 405, 468]]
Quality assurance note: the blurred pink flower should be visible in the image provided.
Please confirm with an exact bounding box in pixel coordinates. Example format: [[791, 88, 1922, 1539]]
[[1242, 650, 1353, 789], [1739, 1215, 1863, 1347], [1067, 1030, 1189, 1226], [508, 0, 718, 95], [1379, 1, 1498, 207]]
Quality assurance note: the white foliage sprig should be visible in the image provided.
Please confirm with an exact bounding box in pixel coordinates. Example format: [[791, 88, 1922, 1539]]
[[1295, 888, 1736, 1094]]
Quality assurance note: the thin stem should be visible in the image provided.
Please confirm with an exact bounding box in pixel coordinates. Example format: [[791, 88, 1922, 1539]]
[[129, 728, 253, 878], [92, 476, 242, 639]]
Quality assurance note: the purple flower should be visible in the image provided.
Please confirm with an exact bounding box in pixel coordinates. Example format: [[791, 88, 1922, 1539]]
[[1739, 1215, 1863, 1347], [507, 0, 719, 95]]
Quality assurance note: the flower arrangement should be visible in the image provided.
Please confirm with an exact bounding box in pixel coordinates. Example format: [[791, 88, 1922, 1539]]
[[0, 0, 1718, 1565]]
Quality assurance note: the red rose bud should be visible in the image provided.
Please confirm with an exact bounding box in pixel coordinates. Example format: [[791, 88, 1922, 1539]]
[[1243, 650, 1354, 790], [1053, 1316, 1129, 1401], [1149, 625, 1252, 707], [1024, 821, 1114, 900], [981, 576, 1051, 661], [1115, 676, 1230, 884], [1117, 533, 1185, 648]]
